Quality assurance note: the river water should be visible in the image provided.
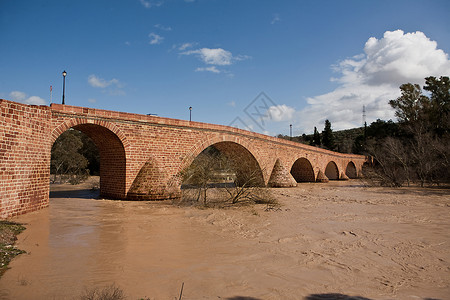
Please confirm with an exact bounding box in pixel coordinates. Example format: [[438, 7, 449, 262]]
[[1, 183, 252, 300], [1, 180, 449, 299]]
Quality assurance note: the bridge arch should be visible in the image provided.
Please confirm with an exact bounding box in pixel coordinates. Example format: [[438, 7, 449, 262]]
[[290, 157, 315, 182], [325, 161, 339, 180], [345, 161, 357, 179], [181, 136, 265, 187], [51, 119, 128, 199]]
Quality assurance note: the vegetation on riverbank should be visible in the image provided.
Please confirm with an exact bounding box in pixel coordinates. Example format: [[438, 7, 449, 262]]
[[0, 220, 26, 277]]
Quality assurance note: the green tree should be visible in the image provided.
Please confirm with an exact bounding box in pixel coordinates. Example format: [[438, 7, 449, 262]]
[[389, 83, 430, 123], [321, 119, 335, 150], [51, 130, 89, 183], [310, 127, 321, 146], [423, 76, 450, 136]]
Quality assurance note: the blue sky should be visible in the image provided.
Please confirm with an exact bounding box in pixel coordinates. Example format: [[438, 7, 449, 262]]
[[1, 0, 449, 136]]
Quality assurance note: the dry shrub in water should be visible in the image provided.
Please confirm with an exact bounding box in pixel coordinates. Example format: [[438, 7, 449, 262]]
[[79, 284, 125, 300], [180, 147, 275, 207]]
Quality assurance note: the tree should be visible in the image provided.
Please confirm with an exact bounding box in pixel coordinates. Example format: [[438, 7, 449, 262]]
[[423, 76, 450, 136], [51, 130, 89, 184], [310, 127, 321, 147], [180, 146, 273, 207], [389, 83, 429, 123], [322, 119, 335, 150], [364, 76, 450, 186]]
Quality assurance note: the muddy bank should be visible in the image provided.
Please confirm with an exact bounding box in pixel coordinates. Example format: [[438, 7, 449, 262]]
[[0, 180, 449, 299]]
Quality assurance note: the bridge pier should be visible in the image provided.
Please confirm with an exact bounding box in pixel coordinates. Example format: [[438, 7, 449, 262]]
[[268, 159, 297, 187]]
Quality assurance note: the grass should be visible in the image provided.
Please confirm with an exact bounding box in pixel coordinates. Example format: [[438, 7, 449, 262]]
[[0, 220, 26, 277]]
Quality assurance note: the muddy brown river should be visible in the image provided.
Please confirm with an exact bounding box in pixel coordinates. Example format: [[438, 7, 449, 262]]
[[1, 180, 449, 299]]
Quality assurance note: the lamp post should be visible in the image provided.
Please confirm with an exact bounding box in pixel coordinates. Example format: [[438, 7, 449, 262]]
[[62, 70, 67, 105], [290, 124, 292, 140], [189, 106, 192, 121]]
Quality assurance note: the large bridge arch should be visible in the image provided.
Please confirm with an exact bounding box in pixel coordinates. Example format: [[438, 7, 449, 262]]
[[51, 119, 128, 199], [181, 136, 265, 187], [290, 157, 315, 182]]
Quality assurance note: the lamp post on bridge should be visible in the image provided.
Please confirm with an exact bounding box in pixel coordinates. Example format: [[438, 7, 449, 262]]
[[62, 70, 67, 105], [290, 124, 292, 141], [189, 106, 192, 122]]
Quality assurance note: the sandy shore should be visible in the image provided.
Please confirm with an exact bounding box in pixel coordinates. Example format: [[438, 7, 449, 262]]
[[0, 180, 449, 299]]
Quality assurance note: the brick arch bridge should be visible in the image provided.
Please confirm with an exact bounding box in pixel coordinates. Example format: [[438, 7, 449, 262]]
[[0, 99, 366, 218]]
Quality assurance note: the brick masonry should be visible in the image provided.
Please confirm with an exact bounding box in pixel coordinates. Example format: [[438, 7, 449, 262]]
[[0, 99, 367, 219]]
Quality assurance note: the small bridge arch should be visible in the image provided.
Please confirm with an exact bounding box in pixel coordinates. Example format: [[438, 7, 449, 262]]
[[345, 161, 358, 179], [324, 161, 339, 180]]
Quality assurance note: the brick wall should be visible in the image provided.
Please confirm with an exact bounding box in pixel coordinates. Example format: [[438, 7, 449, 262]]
[[0, 100, 52, 218]]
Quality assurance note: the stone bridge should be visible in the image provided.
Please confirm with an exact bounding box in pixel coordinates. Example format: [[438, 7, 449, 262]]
[[1, 99, 366, 218]]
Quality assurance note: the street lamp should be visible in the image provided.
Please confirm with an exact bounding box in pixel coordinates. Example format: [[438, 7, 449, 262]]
[[189, 106, 192, 121], [290, 124, 293, 140], [62, 70, 67, 105]]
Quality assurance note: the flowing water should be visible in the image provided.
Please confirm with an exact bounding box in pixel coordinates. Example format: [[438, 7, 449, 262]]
[[1, 180, 449, 300]]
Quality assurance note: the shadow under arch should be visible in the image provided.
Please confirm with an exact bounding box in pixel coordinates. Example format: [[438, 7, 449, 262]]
[[290, 157, 315, 182], [51, 122, 127, 199], [185, 141, 265, 187], [325, 161, 339, 180], [345, 161, 357, 178]]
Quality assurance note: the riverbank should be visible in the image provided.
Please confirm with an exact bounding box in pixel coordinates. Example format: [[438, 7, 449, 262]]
[[0, 221, 26, 277]]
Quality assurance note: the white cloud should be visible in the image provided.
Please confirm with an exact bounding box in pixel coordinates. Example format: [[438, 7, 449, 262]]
[[266, 104, 295, 122], [154, 24, 172, 31], [9, 91, 46, 105], [271, 13, 280, 25], [149, 32, 163, 45], [296, 30, 450, 132], [178, 42, 194, 51], [182, 48, 233, 65], [10, 91, 27, 101], [88, 98, 97, 103], [139, 0, 163, 8], [181, 47, 250, 74], [88, 75, 125, 96], [88, 75, 122, 88], [195, 66, 221, 73]]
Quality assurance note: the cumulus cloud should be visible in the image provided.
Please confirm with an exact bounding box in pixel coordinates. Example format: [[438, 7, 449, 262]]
[[149, 32, 163, 45], [296, 30, 450, 132], [266, 104, 295, 122], [9, 91, 46, 105]]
